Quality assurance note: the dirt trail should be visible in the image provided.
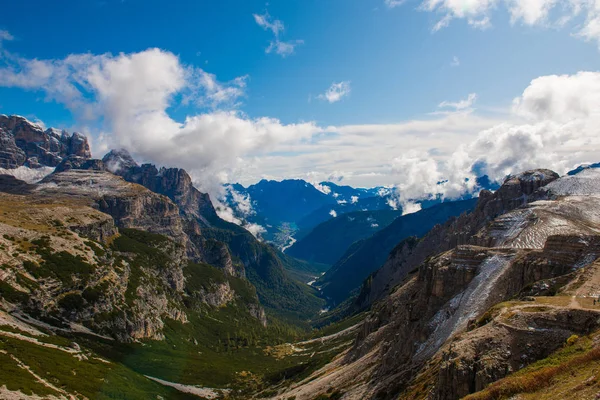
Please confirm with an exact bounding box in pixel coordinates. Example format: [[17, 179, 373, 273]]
[[568, 260, 600, 309]]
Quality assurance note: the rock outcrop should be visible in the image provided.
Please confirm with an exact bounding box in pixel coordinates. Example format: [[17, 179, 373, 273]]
[[279, 169, 600, 400], [0, 187, 267, 341], [0, 115, 91, 168], [356, 169, 561, 310]]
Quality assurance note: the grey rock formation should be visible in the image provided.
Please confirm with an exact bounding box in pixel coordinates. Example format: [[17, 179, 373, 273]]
[[356, 169, 560, 309], [0, 115, 91, 168]]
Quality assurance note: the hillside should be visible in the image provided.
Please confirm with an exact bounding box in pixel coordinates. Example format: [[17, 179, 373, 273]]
[[0, 190, 353, 397], [275, 169, 600, 400], [286, 209, 403, 265], [317, 198, 478, 305]]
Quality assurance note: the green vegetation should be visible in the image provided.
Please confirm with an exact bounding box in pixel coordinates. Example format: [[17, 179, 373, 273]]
[[0, 221, 355, 398], [0, 279, 28, 303], [25, 235, 95, 284], [0, 334, 197, 399], [202, 226, 326, 326]]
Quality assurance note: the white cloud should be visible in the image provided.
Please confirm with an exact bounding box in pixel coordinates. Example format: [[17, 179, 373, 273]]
[[351, 195, 359, 203], [414, 0, 600, 46], [0, 30, 13, 44], [244, 222, 267, 237], [253, 12, 284, 36], [216, 187, 268, 238], [266, 39, 305, 57], [253, 12, 303, 57], [329, 209, 338, 218], [385, 0, 406, 8], [438, 93, 478, 111], [311, 182, 332, 194], [3, 43, 600, 212], [318, 81, 351, 103], [0, 47, 320, 207], [386, 71, 600, 212], [512, 71, 600, 121], [451, 56, 460, 67]]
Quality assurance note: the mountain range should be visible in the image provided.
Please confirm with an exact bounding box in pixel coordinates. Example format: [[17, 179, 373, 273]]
[[2, 114, 600, 399]]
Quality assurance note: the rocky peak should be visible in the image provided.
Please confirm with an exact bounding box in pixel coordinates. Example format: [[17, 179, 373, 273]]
[[0, 114, 92, 168], [102, 148, 139, 175], [54, 155, 106, 173], [475, 169, 559, 219], [103, 153, 218, 226]]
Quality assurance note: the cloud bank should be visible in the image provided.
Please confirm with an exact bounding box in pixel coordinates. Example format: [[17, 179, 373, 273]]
[[387, 71, 600, 213], [1, 38, 600, 219]]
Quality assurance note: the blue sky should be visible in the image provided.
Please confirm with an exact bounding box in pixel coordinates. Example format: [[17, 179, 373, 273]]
[[1, 0, 600, 202], [2, 0, 597, 126]]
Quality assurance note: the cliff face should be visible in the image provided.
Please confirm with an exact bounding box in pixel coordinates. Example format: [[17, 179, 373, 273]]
[[0, 188, 267, 341], [356, 169, 560, 309], [38, 170, 195, 254], [279, 169, 600, 400], [0, 115, 91, 168], [102, 150, 218, 227]]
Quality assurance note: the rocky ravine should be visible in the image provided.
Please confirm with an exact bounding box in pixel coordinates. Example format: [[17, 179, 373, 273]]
[[277, 169, 600, 400]]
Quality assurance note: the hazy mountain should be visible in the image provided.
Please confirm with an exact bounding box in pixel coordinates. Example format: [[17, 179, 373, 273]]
[[225, 179, 394, 246], [286, 209, 403, 265], [317, 197, 478, 305]]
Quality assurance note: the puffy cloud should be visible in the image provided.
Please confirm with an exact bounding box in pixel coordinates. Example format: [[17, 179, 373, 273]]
[[318, 81, 351, 103], [386, 71, 600, 212], [253, 11, 303, 57], [513, 71, 600, 121], [0, 30, 13, 44], [422, 0, 496, 31], [266, 39, 305, 57], [253, 12, 284, 36], [451, 56, 460, 67], [3, 41, 600, 216], [311, 182, 332, 194], [351, 195, 359, 204], [0, 47, 320, 205], [329, 209, 338, 218], [216, 186, 267, 238]]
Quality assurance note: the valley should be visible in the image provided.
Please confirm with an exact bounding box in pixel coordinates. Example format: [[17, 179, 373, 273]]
[[1, 114, 600, 400]]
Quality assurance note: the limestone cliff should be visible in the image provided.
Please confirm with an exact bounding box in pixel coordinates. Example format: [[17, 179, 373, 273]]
[[0, 115, 91, 168], [278, 169, 600, 400]]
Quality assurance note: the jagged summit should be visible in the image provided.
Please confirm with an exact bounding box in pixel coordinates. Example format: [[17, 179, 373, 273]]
[[102, 148, 139, 175], [0, 114, 91, 169]]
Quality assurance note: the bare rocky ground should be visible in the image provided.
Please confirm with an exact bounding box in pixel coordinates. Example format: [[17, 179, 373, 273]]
[[273, 170, 600, 400]]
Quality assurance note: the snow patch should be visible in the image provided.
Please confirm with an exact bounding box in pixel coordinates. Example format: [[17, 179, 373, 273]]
[[0, 166, 54, 183], [416, 253, 515, 361]]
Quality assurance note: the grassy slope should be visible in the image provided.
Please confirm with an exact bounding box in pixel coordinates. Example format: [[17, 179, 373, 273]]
[[0, 326, 197, 400], [201, 224, 325, 325], [464, 332, 600, 400], [0, 305, 360, 399]]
